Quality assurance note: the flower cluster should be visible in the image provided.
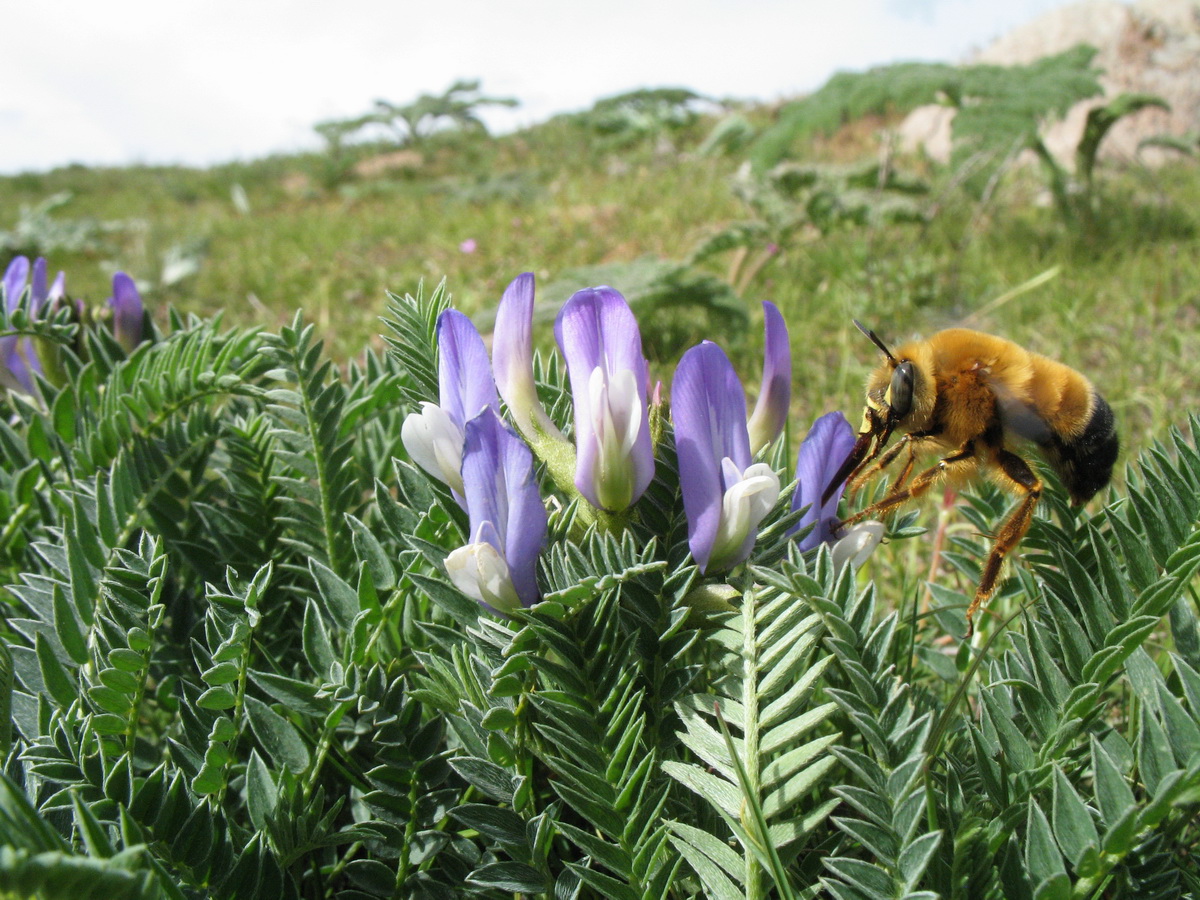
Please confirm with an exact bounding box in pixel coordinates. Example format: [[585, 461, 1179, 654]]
[[401, 273, 881, 614], [1, 256, 146, 394]]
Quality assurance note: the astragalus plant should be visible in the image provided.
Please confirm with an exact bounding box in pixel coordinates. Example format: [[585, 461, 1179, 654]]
[[0, 266, 1197, 899]]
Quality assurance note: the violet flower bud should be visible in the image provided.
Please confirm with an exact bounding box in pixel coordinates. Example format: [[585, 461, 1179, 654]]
[[746, 300, 791, 456]]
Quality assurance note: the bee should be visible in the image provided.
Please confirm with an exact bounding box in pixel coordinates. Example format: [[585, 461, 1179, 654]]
[[824, 321, 1119, 634]]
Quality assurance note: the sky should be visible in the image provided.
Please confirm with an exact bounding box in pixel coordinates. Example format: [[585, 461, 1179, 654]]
[[4, 0, 1086, 174]]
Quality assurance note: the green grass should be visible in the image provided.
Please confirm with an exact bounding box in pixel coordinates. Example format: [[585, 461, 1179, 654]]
[[3, 110, 1198, 467]]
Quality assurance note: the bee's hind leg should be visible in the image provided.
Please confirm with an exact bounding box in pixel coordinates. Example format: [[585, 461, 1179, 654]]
[[966, 448, 1042, 636]]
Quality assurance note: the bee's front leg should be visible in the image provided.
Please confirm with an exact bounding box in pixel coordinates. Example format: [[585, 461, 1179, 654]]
[[840, 440, 977, 528]]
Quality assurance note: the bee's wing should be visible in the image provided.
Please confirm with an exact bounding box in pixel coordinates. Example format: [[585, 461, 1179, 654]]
[[990, 379, 1052, 445]]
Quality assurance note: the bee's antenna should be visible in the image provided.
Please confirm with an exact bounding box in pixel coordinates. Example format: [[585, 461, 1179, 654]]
[[852, 319, 898, 366]]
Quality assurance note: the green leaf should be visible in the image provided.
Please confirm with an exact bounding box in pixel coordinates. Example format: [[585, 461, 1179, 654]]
[[1091, 737, 1138, 856], [346, 513, 396, 592], [97, 667, 139, 694], [447, 756, 515, 804], [1135, 704, 1175, 795], [410, 572, 481, 625], [662, 761, 741, 818], [196, 687, 238, 710], [301, 600, 336, 676], [35, 633, 78, 709], [897, 831, 941, 891], [70, 792, 116, 858], [309, 559, 360, 630], [823, 856, 893, 897], [53, 583, 88, 666], [244, 695, 311, 774], [449, 803, 529, 847], [0, 644, 10, 757], [555, 821, 632, 879], [1024, 800, 1068, 900], [1050, 766, 1098, 870], [107, 648, 147, 673], [668, 828, 746, 900], [250, 670, 329, 718], [979, 689, 1035, 772], [466, 861, 547, 894], [245, 751, 278, 830]]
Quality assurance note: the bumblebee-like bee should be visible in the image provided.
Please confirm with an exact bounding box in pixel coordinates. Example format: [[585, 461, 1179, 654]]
[[825, 322, 1119, 633]]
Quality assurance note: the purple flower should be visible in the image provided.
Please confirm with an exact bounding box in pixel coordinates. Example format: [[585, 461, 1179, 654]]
[[459, 238, 477, 254], [492, 273, 566, 444], [401, 309, 499, 499], [2, 256, 66, 393], [746, 300, 791, 455], [445, 408, 547, 612], [673, 341, 781, 573], [107, 272, 144, 353], [555, 286, 654, 511], [790, 412, 856, 550]]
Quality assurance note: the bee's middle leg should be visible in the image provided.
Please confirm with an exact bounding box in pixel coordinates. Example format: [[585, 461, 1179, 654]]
[[841, 441, 977, 528]]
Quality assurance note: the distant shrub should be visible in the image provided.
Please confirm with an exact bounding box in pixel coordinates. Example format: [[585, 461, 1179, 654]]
[[0, 192, 119, 258], [751, 46, 1171, 233], [690, 158, 928, 293], [568, 87, 716, 149]]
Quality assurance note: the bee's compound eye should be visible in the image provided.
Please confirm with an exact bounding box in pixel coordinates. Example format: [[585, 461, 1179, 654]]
[[889, 361, 914, 419]]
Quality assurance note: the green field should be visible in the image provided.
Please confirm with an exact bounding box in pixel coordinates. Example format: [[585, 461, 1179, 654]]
[[4, 103, 1197, 463]]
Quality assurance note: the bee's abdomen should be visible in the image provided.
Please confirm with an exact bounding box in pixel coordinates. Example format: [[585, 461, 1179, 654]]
[[1043, 393, 1119, 506]]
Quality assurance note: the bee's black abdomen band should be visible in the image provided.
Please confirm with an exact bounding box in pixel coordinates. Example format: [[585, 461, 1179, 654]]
[[1048, 393, 1119, 505]]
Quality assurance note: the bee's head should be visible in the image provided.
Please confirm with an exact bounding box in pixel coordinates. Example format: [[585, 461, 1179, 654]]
[[821, 321, 913, 504]]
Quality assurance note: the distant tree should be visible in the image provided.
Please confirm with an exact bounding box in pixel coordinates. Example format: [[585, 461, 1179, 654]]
[[371, 79, 518, 151]]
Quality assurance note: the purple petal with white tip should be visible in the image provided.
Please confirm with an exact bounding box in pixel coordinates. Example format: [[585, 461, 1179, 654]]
[[790, 411, 856, 550], [460, 408, 547, 608], [747, 300, 791, 455], [672, 341, 754, 572], [493, 272, 564, 442], [437, 308, 499, 428], [554, 286, 653, 510]]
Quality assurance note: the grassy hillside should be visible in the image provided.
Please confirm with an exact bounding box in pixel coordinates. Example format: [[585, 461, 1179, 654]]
[[2, 100, 1198, 463]]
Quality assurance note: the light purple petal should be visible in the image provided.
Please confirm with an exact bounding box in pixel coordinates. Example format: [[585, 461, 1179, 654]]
[[109, 272, 144, 351], [747, 301, 791, 454], [672, 341, 751, 572], [790, 411, 856, 550], [437, 308, 499, 428], [47, 272, 66, 305], [554, 286, 653, 509], [493, 272, 564, 441], [2, 257, 32, 391], [30, 259, 48, 310], [3, 257, 29, 312], [461, 408, 546, 607]]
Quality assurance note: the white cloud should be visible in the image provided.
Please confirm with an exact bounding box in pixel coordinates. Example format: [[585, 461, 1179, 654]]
[[3, 0, 1084, 173]]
